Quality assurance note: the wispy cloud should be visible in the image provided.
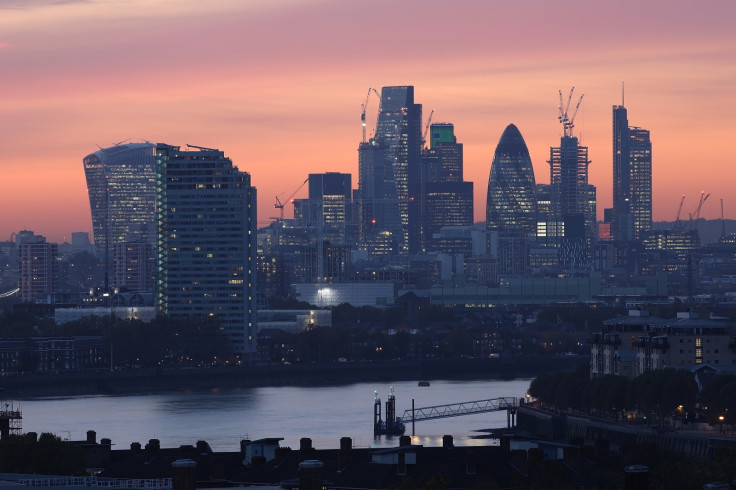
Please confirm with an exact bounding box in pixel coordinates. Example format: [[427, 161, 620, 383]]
[[0, 0, 90, 9]]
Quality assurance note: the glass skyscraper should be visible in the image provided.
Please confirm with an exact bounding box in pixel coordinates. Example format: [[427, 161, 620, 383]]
[[629, 127, 652, 240], [486, 124, 537, 234], [155, 145, 258, 356], [83, 142, 159, 289], [613, 103, 652, 241], [83, 143, 158, 253], [371, 86, 423, 254]]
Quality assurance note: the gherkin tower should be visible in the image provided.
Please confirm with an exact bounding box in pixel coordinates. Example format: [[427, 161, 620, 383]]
[[486, 124, 537, 234]]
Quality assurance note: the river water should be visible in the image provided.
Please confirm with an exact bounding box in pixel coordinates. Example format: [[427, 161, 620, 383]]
[[12, 378, 530, 451]]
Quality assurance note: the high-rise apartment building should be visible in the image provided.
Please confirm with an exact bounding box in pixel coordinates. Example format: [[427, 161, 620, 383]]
[[83, 142, 158, 289], [18, 233, 58, 303], [613, 103, 652, 241], [362, 86, 422, 255], [155, 145, 258, 356]]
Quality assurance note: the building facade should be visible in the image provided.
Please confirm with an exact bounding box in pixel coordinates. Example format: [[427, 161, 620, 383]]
[[612, 105, 652, 241], [155, 145, 258, 356], [306, 172, 352, 245], [421, 123, 473, 252], [368, 86, 423, 255], [548, 135, 596, 266], [83, 143, 158, 289], [486, 124, 537, 275], [19, 235, 58, 303]]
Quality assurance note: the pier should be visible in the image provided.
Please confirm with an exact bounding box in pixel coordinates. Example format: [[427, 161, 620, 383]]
[[372, 392, 520, 437], [402, 397, 519, 434]]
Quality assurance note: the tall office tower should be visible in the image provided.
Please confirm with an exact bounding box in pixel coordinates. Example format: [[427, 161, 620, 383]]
[[156, 145, 258, 356], [487, 124, 537, 275], [372, 86, 423, 254], [548, 136, 596, 266], [421, 123, 472, 250], [612, 105, 630, 241], [548, 89, 597, 269], [83, 142, 158, 289], [358, 140, 391, 246], [486, 124, 537, 234], [307, 173, 352, 245], [613, 102, 652, 241], [423, 123, 463, 183], [19, 234, 58, 303], [629, 127, 652, 239]]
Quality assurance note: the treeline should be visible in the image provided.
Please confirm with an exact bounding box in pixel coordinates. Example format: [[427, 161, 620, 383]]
[[529, 365, 736, 425], [0, 433, 85, 475], [0, 310, 232, 368]]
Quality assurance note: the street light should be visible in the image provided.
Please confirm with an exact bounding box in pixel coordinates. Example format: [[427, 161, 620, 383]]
[[718, 414, 725, 433]]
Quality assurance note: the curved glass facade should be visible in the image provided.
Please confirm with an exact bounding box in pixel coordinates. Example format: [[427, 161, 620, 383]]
[[486, 124, 537, 234]]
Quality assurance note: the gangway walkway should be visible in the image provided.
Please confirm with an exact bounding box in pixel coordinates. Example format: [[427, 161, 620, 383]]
[[401, 397, 519, 430]]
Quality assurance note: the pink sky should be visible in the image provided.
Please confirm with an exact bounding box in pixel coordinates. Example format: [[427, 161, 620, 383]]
[[1, 0, 735, 243]]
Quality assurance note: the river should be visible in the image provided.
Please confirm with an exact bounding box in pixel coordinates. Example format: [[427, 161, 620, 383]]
[[10, 378, 531, 451]]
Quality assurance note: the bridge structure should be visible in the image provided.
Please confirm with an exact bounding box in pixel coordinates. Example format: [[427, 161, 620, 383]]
[[400, 397, 520, 435]]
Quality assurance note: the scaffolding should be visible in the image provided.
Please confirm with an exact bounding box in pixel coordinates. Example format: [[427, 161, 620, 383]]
[[0, 400, 22, 439]]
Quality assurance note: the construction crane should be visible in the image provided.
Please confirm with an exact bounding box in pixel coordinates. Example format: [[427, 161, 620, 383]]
[[274, 177, 309, 220], [422, 109, 435, 148], [674, 195, 686, 230], [360, 87, 380, 143], [688, 191, 710, 230], [558, 86, 584, 137]]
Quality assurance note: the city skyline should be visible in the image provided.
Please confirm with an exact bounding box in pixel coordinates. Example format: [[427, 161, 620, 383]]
[[1, 0, 735, 243]]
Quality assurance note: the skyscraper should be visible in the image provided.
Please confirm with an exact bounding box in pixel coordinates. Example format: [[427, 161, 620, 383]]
[[307, 172, 352, 245], [612, 105, 630, 241], [421, 123, 473, 251], [83, 142, 158, 289], [369, 86, 423, 255], [612, 103, 652, 241], [548, 131, 596, 266], [487, 124, 538, 276], [486, 124, 537, 234], [629, 127, 652, 239], [156, 145, 258, 356]]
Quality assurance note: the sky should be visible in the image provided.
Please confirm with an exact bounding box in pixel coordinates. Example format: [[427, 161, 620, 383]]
[[1, 0, 735, 243]]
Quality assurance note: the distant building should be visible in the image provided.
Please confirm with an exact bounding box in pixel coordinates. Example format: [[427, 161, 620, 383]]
[[292, 282, 394, 307], [612, 104, 652, 241], [83, 143, 159, 289], [257, 309, 332, 333], [487, 124, 537, 275], [486, 124, 537, 235], [156, 145, 258, 356], [359, 86, 422, 255], [306, 172, 353, 245], [547, 131, 596, 267], [590, 310, 736, 378], [18, 233, 58, 303], [421, 123, 473, 251]]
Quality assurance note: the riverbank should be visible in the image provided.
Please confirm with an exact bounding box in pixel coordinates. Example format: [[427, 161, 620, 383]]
[[0, 355, 586, 397]]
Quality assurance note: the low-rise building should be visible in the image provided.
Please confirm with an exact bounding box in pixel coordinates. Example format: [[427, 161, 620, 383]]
[[590, 310, 736, 378]]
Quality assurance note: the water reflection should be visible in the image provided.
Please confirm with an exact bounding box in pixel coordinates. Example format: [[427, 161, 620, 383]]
[[18, 378, 531, 451]]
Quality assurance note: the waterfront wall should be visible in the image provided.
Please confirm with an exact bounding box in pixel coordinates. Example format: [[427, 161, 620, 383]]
[[0, 356, 585, 397], [517, 405, 736, 460]]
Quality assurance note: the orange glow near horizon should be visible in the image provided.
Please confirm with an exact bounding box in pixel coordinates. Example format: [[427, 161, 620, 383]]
[[1, 0, 735, 243]]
